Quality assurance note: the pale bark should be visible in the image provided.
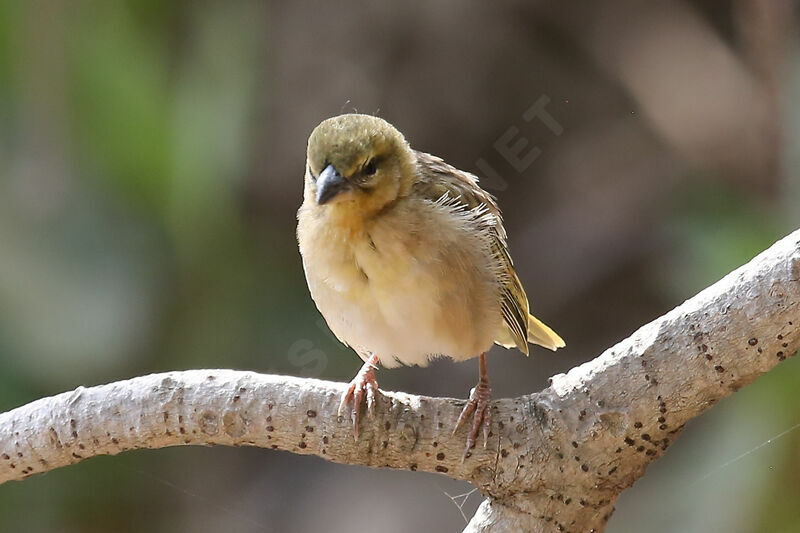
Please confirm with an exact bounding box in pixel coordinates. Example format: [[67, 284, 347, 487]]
[[1, 229, 798, 532]]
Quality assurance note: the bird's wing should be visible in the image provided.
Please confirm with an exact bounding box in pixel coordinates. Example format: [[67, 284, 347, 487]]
[[413, 151, 530, 354]]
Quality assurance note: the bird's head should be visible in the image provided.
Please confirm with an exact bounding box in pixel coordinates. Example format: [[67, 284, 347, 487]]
[[305, 114, 417, 217]]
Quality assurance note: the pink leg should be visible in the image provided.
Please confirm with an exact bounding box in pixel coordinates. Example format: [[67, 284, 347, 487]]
[[454, 353, 491, 459], [338, 353, 380, 440]]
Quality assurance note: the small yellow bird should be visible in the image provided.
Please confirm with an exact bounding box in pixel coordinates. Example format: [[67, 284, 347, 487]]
[[297, 114, 564, 455]]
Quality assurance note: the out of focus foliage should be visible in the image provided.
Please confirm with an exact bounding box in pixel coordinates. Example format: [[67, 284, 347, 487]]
[[0, 1, 798, 532]]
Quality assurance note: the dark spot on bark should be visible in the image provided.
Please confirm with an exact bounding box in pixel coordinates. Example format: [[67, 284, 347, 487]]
[[199, 411, 219, 436], [266, 416, 272, 422], [636, 446, 645, 452], [0, 454, 8, 460], [501, 449, 509, 458], [660, 424, 668, 430], [777, 334, 783, 340], [385, 421, 391, 431], [777, 351, 786, 360], [572, 441, 578, 448], [749, 338, 758, 346], [565, 498, 572, 505], [71, 453, 82, 459], [658, 416, 666, 423], [705, 354, 713, 360], [323, 436, 329, 444], [608, 466, 618, 475], [71, 431, 78, 438], [432, 441, 438, 447], [624, 437, 635, 446], [646, 449, 656, 456], [436, 452, 445, 460], [307, 410, 317, 418], [111, 438, 119, 445], [382, 440, 389, 448], [266, 426, 274, 432], [305, 426, 314, 432], [634, 422, 642, 429], [645, 374, 650, 381], [298, 441, 307, 449], [715, 365, 725, 372], [641, 434, 650, 441], [410, 463, 418, 471], [435, 465, 449, 473], [581, 464, 589, 472]]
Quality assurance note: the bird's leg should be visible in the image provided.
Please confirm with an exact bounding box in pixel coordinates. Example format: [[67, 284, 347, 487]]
[[454, 352, 491, 460], [338, 353, 380, 440]]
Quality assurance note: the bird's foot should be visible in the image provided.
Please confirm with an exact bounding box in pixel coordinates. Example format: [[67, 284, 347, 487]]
[[338, 354, 379, 440], [454, 379, 491, 461]]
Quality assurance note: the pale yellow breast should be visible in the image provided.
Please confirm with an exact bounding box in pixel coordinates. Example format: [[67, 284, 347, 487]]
[[297, 197, 503, 367]]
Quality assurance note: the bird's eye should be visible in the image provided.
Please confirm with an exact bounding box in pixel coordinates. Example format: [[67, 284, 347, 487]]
[[363, 158, 377, 176]]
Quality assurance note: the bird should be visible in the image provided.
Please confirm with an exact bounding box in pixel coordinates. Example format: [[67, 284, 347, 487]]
[[296, 113, 565, 457]]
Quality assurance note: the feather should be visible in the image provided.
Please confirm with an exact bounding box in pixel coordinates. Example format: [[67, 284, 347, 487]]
[[413, 151, 535, 353]]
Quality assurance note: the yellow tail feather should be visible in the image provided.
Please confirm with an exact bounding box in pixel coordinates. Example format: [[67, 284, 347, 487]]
[[526, 314, 565, 351], [495, 314, 565, 353]]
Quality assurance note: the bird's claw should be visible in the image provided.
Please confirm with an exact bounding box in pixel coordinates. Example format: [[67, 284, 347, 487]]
[[453, 380, 491, 461], [338, 358, 379, 440]]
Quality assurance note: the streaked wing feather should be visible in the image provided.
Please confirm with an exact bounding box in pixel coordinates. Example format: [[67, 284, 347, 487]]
[[413, 151, 529, 352]]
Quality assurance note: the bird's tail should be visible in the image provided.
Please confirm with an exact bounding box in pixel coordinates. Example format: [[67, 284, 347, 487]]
[[495, 314, 565, 353], [526, 314, 565, 351]]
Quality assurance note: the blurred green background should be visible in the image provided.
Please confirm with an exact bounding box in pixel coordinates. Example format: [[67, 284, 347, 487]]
[[0, 1, 799, 531]]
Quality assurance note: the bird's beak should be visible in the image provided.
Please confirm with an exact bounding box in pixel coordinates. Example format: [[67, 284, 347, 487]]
[[315, 164, 349, 205]]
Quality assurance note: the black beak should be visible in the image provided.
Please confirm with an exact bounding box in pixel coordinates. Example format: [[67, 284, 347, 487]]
[[315, 164, 349, 205]]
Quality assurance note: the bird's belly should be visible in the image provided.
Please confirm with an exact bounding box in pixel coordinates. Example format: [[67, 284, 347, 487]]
[[306, 225, 501, 368]]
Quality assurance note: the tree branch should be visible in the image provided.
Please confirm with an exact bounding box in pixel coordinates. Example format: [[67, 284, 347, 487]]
[[1, 229, 798, 532]]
